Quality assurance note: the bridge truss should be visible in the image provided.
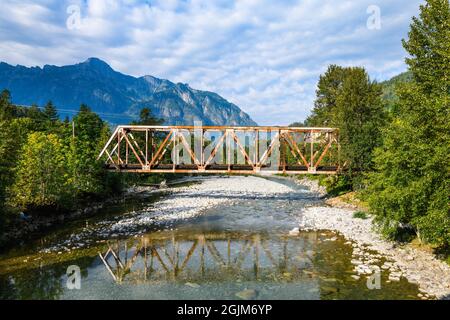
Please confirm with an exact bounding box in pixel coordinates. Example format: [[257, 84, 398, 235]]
[[98, 125, 340, 174]]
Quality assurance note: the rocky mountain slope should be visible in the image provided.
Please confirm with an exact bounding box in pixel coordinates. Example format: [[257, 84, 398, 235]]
[[0, 58, 256, 126]]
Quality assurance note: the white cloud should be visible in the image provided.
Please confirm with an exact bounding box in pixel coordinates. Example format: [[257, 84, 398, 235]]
[[0, 0, 423, 125]]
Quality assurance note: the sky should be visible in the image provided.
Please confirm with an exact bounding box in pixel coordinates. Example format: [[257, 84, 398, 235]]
[[0, 0, 424, 125]]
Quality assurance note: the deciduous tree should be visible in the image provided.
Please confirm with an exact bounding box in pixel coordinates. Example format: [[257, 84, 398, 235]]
[[11, 132, 69, 211], [366, 0, 450, 247]]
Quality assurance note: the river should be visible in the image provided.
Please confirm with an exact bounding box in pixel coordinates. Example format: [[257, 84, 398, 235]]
[[0, 176, 423, 300]]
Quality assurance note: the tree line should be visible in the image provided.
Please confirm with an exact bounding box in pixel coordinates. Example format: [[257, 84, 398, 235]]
[[303, 0, 449, 249], [0, 97, 118, 215], [0, 93, 164, 237]]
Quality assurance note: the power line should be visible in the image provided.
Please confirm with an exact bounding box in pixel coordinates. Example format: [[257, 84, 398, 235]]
[[14, 104, 139, 120]]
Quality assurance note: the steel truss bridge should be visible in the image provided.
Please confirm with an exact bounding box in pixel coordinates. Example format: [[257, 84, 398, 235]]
[[98, 125, 340, 174]]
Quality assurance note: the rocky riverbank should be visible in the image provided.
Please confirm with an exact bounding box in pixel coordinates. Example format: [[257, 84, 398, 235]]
[[0, 186, 161, 248], [295, 178, 450, 300]]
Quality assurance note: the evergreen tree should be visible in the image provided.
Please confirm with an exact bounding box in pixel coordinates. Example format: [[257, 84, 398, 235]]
[[402, 0, 450, 95], [306, 65, 346, 127], [288, 121, 306, 127], [27, 104, 43, 120], [366, 0, 450, 247], [306, 65, 386, 188], [0, 121, 10, 209], [43, 101, 58, 122], [0, 92, 14, 206], [132, 107, 163, 125], [66, 104, 109, 196], [335, 68, 386, 178], [73, 104, 104, 140], [0, 90, 15, 120]]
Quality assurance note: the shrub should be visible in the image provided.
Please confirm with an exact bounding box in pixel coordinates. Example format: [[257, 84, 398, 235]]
[[353, 211, 368, 219]]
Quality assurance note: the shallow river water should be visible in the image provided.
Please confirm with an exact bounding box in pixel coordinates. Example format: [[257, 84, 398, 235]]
[[0, 176, 422, 299]]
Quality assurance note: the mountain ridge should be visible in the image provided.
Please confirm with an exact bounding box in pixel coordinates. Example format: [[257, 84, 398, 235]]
[[380, 71, 413, 109], [0, 58, 257, 126]]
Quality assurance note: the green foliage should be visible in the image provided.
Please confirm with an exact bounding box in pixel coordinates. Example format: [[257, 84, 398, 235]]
[[306, 65, 387, 189], [380, 71, 412, 111], [402, 0, 450, 95], [0, 93, 124, 218], [131, 107, 163, 125], [353, 211, 368, 220], [43, 101, 58, 122], [1, 93, 37, 210], [11, 132, 69, 211], [366, 0, 450, 248], [66, 105, 110, 197], [318, 175, 352, 197], [288, 121, 306, 127], [0, 90, 15, 120], [0, 118, 35, 197], [306, 65, 346, 127], [335, 68, 386, 176]]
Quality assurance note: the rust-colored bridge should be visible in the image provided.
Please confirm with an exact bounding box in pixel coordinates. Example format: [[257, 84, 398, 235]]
[[98, 125, 340, 174]]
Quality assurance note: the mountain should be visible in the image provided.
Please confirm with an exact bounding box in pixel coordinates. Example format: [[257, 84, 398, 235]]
[[0, 58, 257, 126], [380, 71, 413, 109]]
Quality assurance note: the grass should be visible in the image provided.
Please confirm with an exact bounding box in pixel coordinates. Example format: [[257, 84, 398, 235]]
[[353, 211, 368, 219]]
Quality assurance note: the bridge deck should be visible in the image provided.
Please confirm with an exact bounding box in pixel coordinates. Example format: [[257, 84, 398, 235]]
[[98, 125, 340, 175], [106, 164, 339, 174]]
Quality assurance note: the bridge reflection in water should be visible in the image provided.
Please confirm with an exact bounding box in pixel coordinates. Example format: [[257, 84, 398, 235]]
[[98, 231, 320, 284]]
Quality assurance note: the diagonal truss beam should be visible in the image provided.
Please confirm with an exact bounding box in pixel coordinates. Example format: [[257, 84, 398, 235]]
[[282, 131, 309, 168], [149, 130, 174, 167], [231, 131, 254, 167], [204, 131, 227, 167]]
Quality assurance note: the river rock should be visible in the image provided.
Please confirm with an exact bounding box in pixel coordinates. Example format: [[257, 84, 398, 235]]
[[185, 282, 200, 288], [388, 273, 401, 281], [235, 289, 257, 300], [289, 227, 300, 236], [351, 259, 363, 265]]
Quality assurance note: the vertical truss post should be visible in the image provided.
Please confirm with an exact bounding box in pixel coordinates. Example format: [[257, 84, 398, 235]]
[[337, 130, 341, 171], [309, 129, 316, 173], [125, 131, 129, 166], [254, 129, 259, 173], [117, 128, 122, 166], [151, 130, 154, 160], [172, 129, 177, 172], [280, 130, 286, 173], [226, 129, 231, 172], [145, 129, 148, 167], [201, 129, 204, 169]]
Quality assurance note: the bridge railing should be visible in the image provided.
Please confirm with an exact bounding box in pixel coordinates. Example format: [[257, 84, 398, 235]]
[[98, 125, 340, 174]]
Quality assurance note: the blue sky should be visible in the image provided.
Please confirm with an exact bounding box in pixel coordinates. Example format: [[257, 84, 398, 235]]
[[0, 0, 423, 125]]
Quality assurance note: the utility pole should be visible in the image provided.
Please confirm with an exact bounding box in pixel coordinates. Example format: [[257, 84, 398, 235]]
[[72, 121, 75, 138]]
